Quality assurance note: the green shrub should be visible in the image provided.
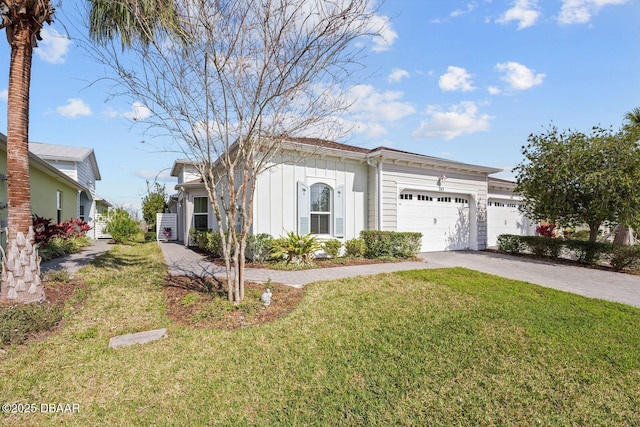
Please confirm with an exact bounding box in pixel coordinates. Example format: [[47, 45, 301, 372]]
[[0, 303, 63, 347], [344, 238, 365, 258], [323, 239, 342, 258], [38, 236, 91, 262], [246, 233, 274, 262], [271, 231, 321, 265], [104, 208, 140, 243], [572, 230, 591, 241], [520, 236, 564, 259], [496, 234, 526, 254], [190, 229, 223, 257], [360, 231, 422, 259], [564, 239, 612, 264], [610, 245, 640, 271], [144, 232, 156, 242]]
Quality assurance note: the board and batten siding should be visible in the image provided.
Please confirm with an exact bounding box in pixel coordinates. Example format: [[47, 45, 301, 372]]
[[367, 164, 377, 229], [77, 159, 96, 195], [252, 153, 367, 241], [380, 161, 490, 250], [44, 160, 77, 182]]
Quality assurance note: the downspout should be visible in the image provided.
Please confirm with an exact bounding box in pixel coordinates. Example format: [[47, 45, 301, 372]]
[[366, 157, 383, 230]]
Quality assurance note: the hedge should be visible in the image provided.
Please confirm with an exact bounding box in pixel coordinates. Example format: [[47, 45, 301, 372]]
[[495, 234, 640, 269], [360, 230, 422, 259]]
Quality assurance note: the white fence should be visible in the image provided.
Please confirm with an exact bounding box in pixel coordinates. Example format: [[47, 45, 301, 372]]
[[156, 213, 178, 241], [93, 214, 111, 239]]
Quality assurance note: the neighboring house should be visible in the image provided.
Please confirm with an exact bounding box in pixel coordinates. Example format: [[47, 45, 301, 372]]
[[0, 134, 94, 248], [486, 177, 537, 247], [29, 141, 112, 238], [170, 138, 535, 252]]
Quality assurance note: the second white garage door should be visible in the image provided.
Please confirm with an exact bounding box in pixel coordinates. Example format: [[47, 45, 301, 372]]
[[397, 191, 470, 252], [486, 200, 536, 247]]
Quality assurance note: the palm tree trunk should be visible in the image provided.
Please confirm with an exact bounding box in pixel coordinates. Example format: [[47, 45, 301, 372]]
[[0, 16, 44, 303]]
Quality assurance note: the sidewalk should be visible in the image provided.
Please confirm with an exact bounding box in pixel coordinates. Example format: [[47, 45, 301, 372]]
[[41, 239, 113, 276], [158, 241, 429, 288]]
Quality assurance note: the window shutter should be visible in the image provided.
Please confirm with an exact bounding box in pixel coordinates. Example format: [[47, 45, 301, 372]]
[[334, 185, 344, 238], [297, 181, 310, 235]]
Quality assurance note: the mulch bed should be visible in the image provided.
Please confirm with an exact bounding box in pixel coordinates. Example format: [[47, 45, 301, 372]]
[[163, 276, 305, 330], [0, 278, 88, 308]]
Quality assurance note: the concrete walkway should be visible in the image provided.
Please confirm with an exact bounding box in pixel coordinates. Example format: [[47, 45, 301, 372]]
[[158, 241, 640, 307], [158, 241, 429, 288], [41, 239, 113, 276]]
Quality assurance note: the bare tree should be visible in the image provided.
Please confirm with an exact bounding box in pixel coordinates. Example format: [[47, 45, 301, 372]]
[[84, 0, 383, 302]]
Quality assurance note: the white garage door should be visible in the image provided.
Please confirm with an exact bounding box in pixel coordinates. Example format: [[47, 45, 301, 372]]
[[487, 200, 534, 247], [397, 191, 470, 252]]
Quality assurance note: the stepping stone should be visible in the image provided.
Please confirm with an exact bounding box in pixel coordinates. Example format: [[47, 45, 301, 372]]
[[109, 328, 167, 349]]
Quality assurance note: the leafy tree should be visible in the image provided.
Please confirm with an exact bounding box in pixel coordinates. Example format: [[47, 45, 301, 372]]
[[104, 208, 140, 243], [86, 0, 381, 303], [141, 181, 168, 231], [515, 124, 640, 242]]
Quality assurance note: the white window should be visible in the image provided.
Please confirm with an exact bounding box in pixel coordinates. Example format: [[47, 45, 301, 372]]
[[193, 197, 208, 229], [297, 182, 344, 237], [310, 183, 331, 235], [56, 191, 62, 223]]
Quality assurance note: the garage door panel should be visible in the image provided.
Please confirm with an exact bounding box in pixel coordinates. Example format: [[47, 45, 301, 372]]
[[398, 192, 470, 252], [487, 200, 535, 246]]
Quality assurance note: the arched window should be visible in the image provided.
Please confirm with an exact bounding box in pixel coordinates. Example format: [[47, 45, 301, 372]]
[[310, 183, 331, 234]]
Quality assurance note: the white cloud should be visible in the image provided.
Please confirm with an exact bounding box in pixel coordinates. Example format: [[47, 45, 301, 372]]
[[122, 102, 152, 121], [496, 0, 541, 29], [557, 0, 628, 25], [412, 101, 494, 140], [369, 14, 398, 52], [495, 61, 545, 90], [388, 68, 410, 83], [347, 84, 415, 122], [450, 2, 477, 18], [488, 86, 501, 95], [35, 27, 71, 64], [56, 98, 92, 118], [340, 84, 415, 138], [0, 89, 7, 101], [351, 121, 389, 138], [439, 66, 476, 92]]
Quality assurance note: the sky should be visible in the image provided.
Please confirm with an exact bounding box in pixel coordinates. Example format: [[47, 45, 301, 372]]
[[0, 0, 638, 216]]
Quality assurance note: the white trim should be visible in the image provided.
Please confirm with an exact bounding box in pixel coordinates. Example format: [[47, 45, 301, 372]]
[[488, 193, 523, 201]]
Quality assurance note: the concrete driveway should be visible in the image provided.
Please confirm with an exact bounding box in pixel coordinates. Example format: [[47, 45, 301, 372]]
[[421, 250, 640, 308]]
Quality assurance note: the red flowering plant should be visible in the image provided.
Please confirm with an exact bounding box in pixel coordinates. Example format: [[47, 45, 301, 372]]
[[536, 224, 556, 238], [32, 214, 57, 245], [32, 215, 91, 245]]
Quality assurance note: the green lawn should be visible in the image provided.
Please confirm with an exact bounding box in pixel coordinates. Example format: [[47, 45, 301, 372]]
[[1, 242, 639, 426]]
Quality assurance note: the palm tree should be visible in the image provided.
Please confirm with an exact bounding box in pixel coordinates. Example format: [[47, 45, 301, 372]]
[[0, 1, 54, 303], [0, 1, 180, 302], [87, 0, 185, 49], [624, 107, 640, 135], [613, 107, 640, 246]]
